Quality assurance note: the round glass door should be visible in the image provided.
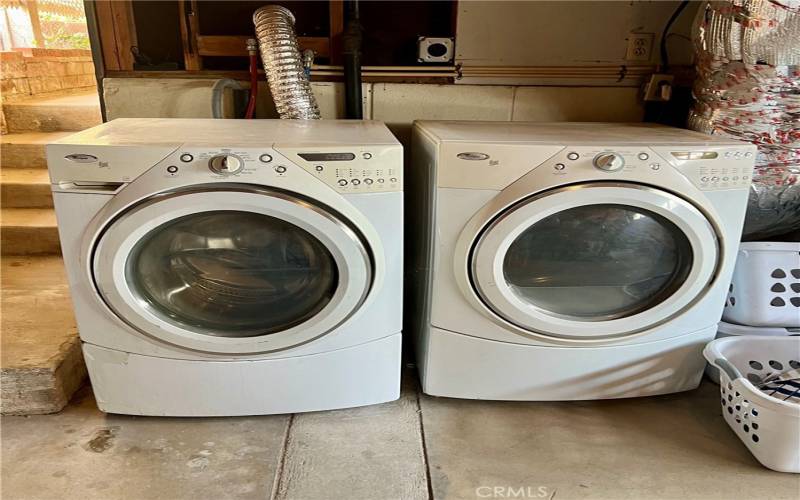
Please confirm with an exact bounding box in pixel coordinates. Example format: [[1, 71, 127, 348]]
[[502, 204, 693, 321], [467, 183, 719, 340], [92, 188, 373, 354], [128, 210, 337, 337]]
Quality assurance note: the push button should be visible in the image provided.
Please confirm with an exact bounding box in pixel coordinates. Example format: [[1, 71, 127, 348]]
[[180, 154, 193, 162], [338, 179, 348, 186]]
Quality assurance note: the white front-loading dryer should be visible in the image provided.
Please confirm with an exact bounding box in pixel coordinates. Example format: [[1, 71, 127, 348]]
[[48, 118, 403, 416], [409, 121, 756, 400]]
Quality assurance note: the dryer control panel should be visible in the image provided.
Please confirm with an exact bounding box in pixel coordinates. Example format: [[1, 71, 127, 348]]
[[541, 145, 756, 191]]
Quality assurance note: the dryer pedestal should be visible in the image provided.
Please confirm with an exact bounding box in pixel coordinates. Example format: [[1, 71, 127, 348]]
[[83, 333, 401, 416], [419, 326, 716, 401]]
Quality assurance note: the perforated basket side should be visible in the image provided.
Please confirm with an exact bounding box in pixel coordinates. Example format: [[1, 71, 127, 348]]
[[706, 337, 800, 473], [722, 244, 800, 327], [717, 373, 800, 473]]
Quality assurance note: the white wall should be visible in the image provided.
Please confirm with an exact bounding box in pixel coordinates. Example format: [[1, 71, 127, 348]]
[[103, 78, 645, 148]]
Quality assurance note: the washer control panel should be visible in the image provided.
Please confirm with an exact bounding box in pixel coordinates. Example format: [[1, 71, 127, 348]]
[[278, 146, 403, 193], [166, 149, 275, 179], [208, 154, 244, 175], [543, 145, 756, 191], [164, 146, 403, 193]]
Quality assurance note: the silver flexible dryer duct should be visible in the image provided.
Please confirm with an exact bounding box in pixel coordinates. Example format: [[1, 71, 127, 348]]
[[253, 5, 320, 119]]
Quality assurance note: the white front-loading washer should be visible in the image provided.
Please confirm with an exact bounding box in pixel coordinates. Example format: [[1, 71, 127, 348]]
[[409, 121, 756, 400], [47, 118, 403, 416]]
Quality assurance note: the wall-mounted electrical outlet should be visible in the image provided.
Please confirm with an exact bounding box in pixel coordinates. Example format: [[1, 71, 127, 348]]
[[626, 32, 654, 62]]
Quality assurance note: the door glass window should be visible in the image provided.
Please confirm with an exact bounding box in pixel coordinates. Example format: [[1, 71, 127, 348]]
[[502, 204, 693, 320], [126, 210, 337, 337]]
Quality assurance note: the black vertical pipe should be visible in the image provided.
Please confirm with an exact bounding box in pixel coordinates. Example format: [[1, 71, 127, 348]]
[[343, 0, 363, 119]]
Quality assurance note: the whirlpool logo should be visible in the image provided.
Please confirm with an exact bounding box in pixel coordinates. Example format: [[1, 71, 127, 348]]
[[457, 152, 490, 161], [475, 486, 551, 498]]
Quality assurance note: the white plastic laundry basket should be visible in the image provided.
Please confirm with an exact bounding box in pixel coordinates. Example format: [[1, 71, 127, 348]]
[[723, 242, 800, 327], [704, 336, 800, 473], [705, 322, 800, 384]]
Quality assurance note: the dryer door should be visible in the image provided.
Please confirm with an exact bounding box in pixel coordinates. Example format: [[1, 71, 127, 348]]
[[93, 186, 372, 354], [469, 182, 719, 340]]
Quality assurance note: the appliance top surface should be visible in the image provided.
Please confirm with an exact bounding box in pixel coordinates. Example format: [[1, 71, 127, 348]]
[[415, 121, 748, 146], [52, 118, 401, 147]]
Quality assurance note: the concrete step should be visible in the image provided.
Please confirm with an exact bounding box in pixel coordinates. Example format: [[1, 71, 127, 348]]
[[0, 131, 72, 170], [1, 169, 53, 208], [3, 91, 101, 133], [1, 255, 86, 415], [1, 208, 60, 255]]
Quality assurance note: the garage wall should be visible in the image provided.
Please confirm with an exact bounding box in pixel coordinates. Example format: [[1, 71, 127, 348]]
[[103, 78, 645, 148], [456, 1, 698, 67]]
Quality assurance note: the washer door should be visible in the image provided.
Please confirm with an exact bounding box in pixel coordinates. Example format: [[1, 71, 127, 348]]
[[93, 186, 372, 354], [469, 183, 719, 340]]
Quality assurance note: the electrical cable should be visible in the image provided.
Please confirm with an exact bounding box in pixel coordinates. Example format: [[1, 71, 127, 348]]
[[660, 0, 690, 71]]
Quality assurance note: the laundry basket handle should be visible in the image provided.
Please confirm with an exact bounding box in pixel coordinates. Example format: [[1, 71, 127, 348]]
[[714, 358, 743, 381]]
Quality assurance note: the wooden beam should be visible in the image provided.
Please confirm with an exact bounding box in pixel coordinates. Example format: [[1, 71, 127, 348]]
[[178, 0, 201, 70], [92, 1, 120, 70], [25, 0, 45, 49], [329, 0, 344, 65], [91, 1, 136, 71], [105, 69, 455, 85], [109, 1, 136, 71], [197, 35, 330, 58]]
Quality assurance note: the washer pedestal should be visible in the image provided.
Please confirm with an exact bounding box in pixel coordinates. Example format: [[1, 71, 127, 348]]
[[419, 326, 716, 400], [84, 333, 401, 416]]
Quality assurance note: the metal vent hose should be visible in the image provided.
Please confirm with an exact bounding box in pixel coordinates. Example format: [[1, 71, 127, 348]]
[[253, 5, 320, 119]]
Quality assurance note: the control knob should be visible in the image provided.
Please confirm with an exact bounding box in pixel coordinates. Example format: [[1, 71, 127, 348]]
[[208, 154, 243, 174], [593, 152, 625, 172]]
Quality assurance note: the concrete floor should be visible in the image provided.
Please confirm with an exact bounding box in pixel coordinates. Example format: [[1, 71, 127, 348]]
[[2, 371, 798, 500]]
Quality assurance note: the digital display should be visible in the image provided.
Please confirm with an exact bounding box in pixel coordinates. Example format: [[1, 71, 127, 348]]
[[298, 152, 356, 162], [672, 151, 719, 160]]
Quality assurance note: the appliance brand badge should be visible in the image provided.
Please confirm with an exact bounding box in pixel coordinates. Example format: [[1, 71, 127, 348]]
[[457, 152, 490, 161], [64, 153, 98, 163]]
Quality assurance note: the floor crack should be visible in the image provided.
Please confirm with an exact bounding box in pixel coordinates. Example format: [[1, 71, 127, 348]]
[[270, 413, 294, 500], [416, 387, 435, 500]]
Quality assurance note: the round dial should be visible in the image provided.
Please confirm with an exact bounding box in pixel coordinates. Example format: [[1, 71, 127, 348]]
[[208, 154, 244, 175], [593, 152, 625, 172]]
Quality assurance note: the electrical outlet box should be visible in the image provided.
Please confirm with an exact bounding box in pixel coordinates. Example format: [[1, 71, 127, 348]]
[[644, 74, 675, 101], [626, 33, 654, 62]]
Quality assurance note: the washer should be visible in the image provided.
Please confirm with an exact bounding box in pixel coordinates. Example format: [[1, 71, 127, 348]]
[[48, 118, 403, 416], [409, 121, 756, 400]]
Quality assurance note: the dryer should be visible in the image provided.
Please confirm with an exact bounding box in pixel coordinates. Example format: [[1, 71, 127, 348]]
[[48, 118, 403, 416], [409, 121, 756, 400]]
